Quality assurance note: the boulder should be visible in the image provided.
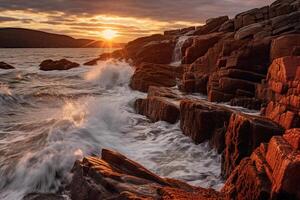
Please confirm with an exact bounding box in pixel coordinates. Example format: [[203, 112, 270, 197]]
[[263, 56, 300, 129], [39, 59, 80, 71], [129, 63, 177, 92], [183, 33, 223, 64], [0, 61, 15, 69], [194, 16, 229, 35], [270, 34, 300, 61], [234, 23, 264, 40], [83, 49, 123, 65], [124, 34, 175, 65], [69, 148, 225, 200], [180, 99, 232, 151], [222, 113, 284, 178], [223, 128, 300, 199], [135, 97, 180, 124]]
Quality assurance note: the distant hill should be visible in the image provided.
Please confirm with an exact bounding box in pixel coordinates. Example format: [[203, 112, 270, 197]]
[[0, 28, 123, 48]]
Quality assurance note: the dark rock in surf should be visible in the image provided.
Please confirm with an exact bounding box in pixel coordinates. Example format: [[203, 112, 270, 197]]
[[83, 49, 124, 65], [0, 62, 15, 69], [39, 59, 80, 71]]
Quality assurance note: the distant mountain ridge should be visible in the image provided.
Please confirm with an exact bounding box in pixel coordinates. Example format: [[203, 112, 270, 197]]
[[0, 28, 123, 48]]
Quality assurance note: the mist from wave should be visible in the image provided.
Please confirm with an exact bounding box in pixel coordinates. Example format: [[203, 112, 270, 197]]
[[0, 49, 223, 200]]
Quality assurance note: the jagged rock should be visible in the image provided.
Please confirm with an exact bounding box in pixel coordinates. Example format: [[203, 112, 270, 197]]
[[39, 59, 80, 71], [222, 145, 272, 200], [263, 56, 300, 129], [270, 34, 300, 61], [194, 16, 229, 35], [164, 26, 195, 36], [135, 97, 180, 124], [207, 38, 271, 103], [230, 97, 262, 110], [183, 33, 223, 64], [218, 20, 234, 32], [223, 128, 300, 199], [0, 61, 15, 70], [180, 99, 232, 151], [234, 23, 265, 40], [69, 148, 224, 200], [222, 113, 284, 178], [129, 63, 177, 92], [234, 7, 269, 31], [283, 128, 300, 150], [83, 49, 124, 65], [124, 34, 175, 65], [147, 86, 182, 100]]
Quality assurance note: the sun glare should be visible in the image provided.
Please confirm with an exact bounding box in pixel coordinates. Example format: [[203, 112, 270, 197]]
[[101, 29, 118, 40]]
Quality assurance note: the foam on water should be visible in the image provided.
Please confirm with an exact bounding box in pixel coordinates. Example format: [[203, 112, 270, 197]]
[[0, 50, 223, 200]]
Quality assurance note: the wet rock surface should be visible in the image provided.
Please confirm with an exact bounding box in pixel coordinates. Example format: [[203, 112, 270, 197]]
[[69, 149, 225, 200], [65, 0, 300, 199]]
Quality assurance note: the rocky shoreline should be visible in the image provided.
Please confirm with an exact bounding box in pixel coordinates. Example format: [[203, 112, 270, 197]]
[[23, 0, 300, 199]]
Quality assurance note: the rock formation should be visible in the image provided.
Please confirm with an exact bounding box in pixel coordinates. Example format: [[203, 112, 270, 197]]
[[67, 0, 300, 199], [0, 62, 15, 70], [69, 148, 225, 200], [39, 59, 80, 71]]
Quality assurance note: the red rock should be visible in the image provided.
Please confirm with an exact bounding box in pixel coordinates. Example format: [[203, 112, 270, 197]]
[[124, 34, 175, 65], [160, 187, 225, 200], [222, 113, 284, 178], [180, 100, 232, 150], [222, 157, 271, 200], [183, 33, 222, 64], [266, 136, 300, 199], [270, 34, 300, 61], [0, 62, 15, 70], [130, 63, 177, 92], [70, 148, 223, 200], [194, 16, 229, 35], [283, 128, 300, 150], [135, 96, 180, 124], [39, 59, 80, 71], [230, 97, 262, 110]]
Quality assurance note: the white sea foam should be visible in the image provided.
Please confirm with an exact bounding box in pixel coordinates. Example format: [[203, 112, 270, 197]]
[[0, 51, 223, 200]]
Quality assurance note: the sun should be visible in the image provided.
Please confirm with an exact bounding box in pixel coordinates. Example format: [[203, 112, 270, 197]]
[[101, 29, 118, 40]]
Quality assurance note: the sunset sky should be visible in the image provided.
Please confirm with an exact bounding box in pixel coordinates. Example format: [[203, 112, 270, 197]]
[[0, 0, 272, 42]]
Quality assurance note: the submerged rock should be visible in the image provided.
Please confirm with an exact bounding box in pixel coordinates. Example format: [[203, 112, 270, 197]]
[[69, 148, 225, 200], [39, 59, 80, 71], [0, 61, 15, 69]]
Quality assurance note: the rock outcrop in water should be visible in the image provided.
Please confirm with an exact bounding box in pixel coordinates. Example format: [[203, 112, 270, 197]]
[[39, 59, 80, 71], [72, 0, 300, 199], [0, 62, 15, 70], [69, 148, 224, 200]]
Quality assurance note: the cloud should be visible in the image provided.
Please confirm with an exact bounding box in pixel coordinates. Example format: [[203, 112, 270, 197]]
[[0, 0, 273, 22], [0, 0, 273, 41]]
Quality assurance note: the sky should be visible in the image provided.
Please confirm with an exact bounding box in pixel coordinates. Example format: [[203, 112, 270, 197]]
[[0, 0, 273, 42]]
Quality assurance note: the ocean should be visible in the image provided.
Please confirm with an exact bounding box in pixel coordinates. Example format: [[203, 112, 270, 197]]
[[0, 48, 223, 200]]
